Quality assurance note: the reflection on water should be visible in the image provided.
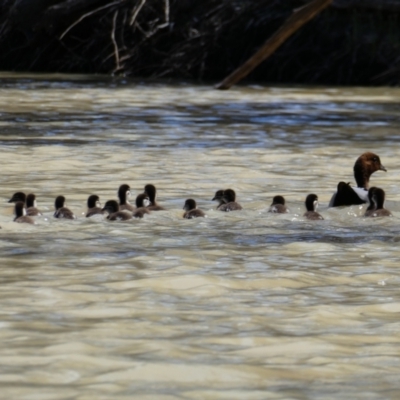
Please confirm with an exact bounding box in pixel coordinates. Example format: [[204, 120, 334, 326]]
[[0, 73, 400, 399]]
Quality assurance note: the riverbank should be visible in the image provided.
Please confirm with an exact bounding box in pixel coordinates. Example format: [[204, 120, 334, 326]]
[[0, 0, 399, 85]]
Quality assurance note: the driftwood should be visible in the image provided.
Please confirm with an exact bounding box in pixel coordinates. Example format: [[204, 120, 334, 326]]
[[216, 0, 332, 90]]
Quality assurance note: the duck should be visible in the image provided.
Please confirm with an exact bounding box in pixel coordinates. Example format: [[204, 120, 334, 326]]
[[86, 194, 104, 217], [304, 194, 324, 220], [102, 200, 132, 221], [54, 196, 76, 219], [8, 191, 26, 204], [212, 189, 226, 210], [144, 184, 165, 211], [329, 152, 386, 207], [268, 195, 288, 213], [364, 187, 392, 217], [218, 189, 242, 212], [183, 199, 206, 219], [118, 184, 135, 212], [26, 193, 42, 216], [14, 201, 35, 224], [133, 193, 151, 218], [8, 192, 41, 216]]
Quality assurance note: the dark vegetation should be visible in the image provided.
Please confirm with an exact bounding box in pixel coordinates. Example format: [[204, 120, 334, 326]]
[[0, 0, 400, 85]]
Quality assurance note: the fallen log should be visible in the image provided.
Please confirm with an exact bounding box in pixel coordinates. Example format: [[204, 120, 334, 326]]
[[216, 0, 332, 90]]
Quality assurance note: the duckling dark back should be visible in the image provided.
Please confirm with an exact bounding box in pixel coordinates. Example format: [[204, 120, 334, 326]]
[[269, 195, 288, 213], [54, 196, 76, 219], [183, 198, 205, 219], [102, 200, 132, 221]]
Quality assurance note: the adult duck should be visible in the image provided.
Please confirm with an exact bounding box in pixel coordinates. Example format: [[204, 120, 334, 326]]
[[329, 152, 386, 207]]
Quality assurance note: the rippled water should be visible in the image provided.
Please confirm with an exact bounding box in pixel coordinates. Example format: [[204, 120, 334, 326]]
[[1, 73, 400, 399]]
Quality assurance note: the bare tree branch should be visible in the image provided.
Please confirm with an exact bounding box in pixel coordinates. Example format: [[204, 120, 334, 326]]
[[60, 0, 124, 40], [111, 10, 120, 72], [130, 0, 147, 26], [216, 0, 332, 89]]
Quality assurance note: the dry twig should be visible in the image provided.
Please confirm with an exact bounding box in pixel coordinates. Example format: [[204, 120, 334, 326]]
[[111, 10, 120, 72], [130, 0, 147, 26], [60, 0, 124, 40]]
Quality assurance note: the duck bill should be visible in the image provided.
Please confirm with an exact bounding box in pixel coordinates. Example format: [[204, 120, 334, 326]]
[[380, 165, 387, 172]]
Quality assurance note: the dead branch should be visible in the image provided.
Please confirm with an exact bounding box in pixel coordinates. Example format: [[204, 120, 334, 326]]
[[131, 0, 169, 38], [216, 0, 332, 89], [164, 0, 170, 26], [111, 10, 120, 72], [130, 0, 147, 26], [60, 0, 124, 40]]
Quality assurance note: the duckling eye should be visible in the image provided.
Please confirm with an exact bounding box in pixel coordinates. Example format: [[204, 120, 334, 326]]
[[372, 157, 378, 162]]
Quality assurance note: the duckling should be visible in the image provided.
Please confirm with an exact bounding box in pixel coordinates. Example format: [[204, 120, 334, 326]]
[[26, 193, 42, 216], [304, 194, 324, 220], [86, 194, 104, 217], [8, 191, 26, 204], [54, 196, 76, 219], [183, 199, 205, 219], [218, 189, 242, 212], [102, 200, 132, 221], [118, 184, 135, 212], [364, 187, 392, 217], [144, 184, 165, 211], [212, 189, 226, 210], [14, 201, 35, 224], [268, 195, 288, 213], [133, 193, 151, 218]]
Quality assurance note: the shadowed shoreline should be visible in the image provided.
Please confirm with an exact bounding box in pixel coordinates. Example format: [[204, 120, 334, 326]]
[[0, 0, 399, 85]]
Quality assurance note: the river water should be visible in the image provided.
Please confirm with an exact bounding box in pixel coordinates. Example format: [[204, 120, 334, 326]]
[[0, 73, 400, 399]]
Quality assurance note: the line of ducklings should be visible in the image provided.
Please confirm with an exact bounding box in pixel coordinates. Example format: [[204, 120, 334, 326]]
[[6, 152, 393, 225], [8, 183, 213, 224], [7, 183, 391, 226], [9, 184, 162, 224]]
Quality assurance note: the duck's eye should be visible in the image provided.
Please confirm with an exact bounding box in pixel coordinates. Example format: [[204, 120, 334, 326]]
[[372, 157, 378, 162]]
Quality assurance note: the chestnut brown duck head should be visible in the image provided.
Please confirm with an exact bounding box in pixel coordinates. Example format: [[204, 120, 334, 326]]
[[354, 152, 386, 189]]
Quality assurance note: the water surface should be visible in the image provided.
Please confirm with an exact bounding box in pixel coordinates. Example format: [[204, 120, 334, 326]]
[[1, 74, 400, 399]]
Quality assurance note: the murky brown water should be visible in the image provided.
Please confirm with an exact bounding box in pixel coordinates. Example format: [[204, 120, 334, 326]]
[[1, 73, 400, 399]]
